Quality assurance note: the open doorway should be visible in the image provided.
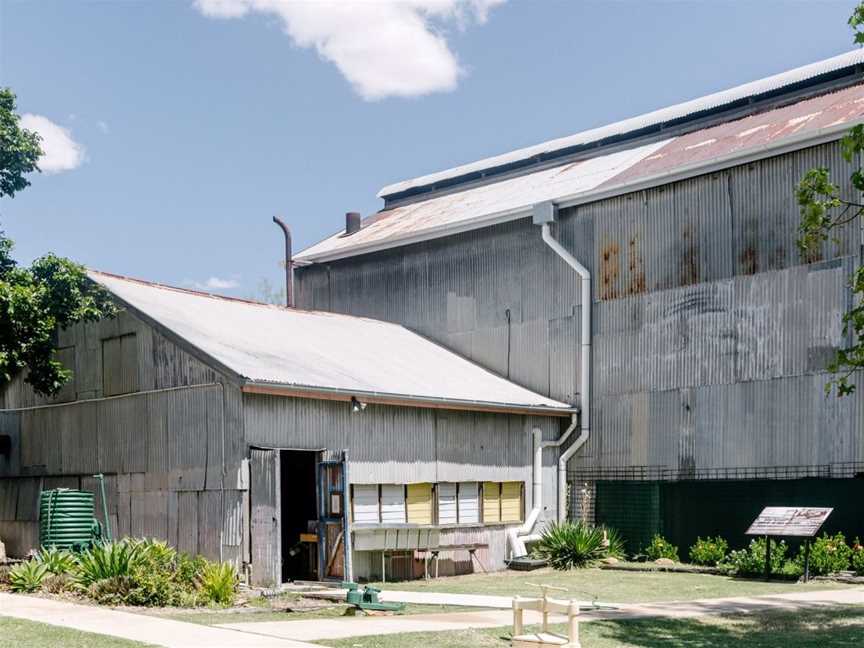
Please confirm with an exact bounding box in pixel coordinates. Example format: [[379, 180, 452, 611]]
[[280, 450, 319, 582]]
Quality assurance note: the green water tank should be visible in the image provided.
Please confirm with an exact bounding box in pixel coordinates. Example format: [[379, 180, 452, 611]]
[[39, 488, 100, 550]]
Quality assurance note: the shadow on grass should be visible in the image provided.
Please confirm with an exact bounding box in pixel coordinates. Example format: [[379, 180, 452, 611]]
[[591, 605, 864, 647]]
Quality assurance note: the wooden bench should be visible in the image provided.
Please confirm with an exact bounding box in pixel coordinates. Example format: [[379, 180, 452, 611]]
[[512, 584, 581, 648]]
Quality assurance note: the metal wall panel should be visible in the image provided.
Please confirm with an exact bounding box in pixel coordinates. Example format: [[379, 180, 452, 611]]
[[244, 394, 535, 487]]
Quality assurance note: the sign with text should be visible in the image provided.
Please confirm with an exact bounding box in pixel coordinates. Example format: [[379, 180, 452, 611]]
[[746, 507, 833, 537]]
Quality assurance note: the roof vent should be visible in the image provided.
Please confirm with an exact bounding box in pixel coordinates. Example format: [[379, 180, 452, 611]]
[[345, 212, 362, 236]]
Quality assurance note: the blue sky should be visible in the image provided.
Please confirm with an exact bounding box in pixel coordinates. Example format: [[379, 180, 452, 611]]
[[0, 0, 857, 298]]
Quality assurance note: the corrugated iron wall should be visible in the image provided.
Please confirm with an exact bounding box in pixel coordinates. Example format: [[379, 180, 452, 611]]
[[295, 141, 864, 478], [0, 308, 246, 562], [243, 393, 544, 487]]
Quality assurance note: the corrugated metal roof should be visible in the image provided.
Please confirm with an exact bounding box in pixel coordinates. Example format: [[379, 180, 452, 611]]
[[379, 49, 864, 199], [298, 78, 864, 264], [88, 271, 573, 415]]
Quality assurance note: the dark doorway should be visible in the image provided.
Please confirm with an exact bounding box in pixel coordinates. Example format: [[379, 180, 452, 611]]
[[280, 450, 319, 582]]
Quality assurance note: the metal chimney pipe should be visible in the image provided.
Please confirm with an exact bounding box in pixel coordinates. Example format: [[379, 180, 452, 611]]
[[345, 211, 362, 236], [272, 216, 294, 307]]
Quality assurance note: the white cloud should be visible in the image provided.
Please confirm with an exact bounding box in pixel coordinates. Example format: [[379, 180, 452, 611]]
[[97, 120, 110, 134], [185, 276, 241, 290], [20, 114, 86, 174], [193, 0, 505, 100]]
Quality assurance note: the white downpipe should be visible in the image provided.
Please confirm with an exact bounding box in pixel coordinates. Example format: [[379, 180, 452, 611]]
[[508, 428, 544, 558], [540, 222, 591, 521], [507, 218, 592, 558]]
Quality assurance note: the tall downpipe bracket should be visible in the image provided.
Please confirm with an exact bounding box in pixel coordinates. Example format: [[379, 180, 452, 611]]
[[534, 201, 591, 521]]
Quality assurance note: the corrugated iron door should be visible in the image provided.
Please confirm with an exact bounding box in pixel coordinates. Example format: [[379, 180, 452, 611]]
[[250, 448, 281, 587], [318, 459, 345, 580]]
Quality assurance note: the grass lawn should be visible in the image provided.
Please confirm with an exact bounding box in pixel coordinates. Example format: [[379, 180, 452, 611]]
[[371, 566, 853, 603], [316, 605, 864, 648], [0, 617, 155, 648]]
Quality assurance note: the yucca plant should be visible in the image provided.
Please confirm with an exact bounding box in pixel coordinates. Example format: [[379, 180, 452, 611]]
[[131, 538, 176, 570], [74, 540, 143, 589], [9, 560, 49, 592], [198, 561, 237, 606], [36, 546, 78, 575], [534, 520, 621, 570]]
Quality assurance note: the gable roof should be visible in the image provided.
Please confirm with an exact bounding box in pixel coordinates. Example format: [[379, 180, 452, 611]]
[[89, 271, 574, 417], [296, 50, 864, 264]]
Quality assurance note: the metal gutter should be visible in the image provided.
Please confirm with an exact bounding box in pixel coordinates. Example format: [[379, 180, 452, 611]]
[[241, 381, 576, 417], [297, 119, 861, 265]]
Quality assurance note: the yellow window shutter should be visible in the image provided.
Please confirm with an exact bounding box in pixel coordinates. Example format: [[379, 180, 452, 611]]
[[406, 483, 433, 525], [483, 482, 501, 523], [501, 482, 523, 522]]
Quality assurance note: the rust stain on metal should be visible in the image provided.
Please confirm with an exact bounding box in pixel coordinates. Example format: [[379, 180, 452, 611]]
[[600, 242, 620, 300], [679, 225, 700, 286], [739, 246, 759, 275], [627, 236, 646, 294]]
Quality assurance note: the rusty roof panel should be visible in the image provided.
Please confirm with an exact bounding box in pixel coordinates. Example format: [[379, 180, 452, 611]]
[[298, 80, 864, 264]]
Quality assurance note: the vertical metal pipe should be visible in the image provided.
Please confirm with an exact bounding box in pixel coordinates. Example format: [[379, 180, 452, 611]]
[[272, 216, 294, 307], [342, 448, 353, 582]]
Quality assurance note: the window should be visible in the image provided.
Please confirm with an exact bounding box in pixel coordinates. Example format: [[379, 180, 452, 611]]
[[438, 482, 479, 525], [406, 483, 433, 524], [380, 484, 406, 523], [458, 482, 480, 523], [351, 480, 521, 526], [483, 482, 501, 523], [438, 483, 458, 524], [352, 484, 380, 524], [483, 481, 524, 524], [102, 333, 138, 396]]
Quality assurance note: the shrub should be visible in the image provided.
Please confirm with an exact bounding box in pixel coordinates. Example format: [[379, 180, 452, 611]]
[[74, 540, 143, 589], [689, 536, 728, 566], [199, 561, 237, 606], [36, 547, 78, 575], [0, 564, 11, 586], [797, 532, 852, 576], [533, 520, 621, 570], [42, 573, 73, 594], [9, 560, 49, 592], [175, 553, 208, 591], [645, 535, 679, 562], [602, 526, 627, 561], [721, 537, 787, 576], [851, 538, 864, 575], [88, 575, 136, 606]]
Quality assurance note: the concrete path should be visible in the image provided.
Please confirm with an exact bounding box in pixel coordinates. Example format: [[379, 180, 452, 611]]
[[378, 590, 531, 609], [217, 587, 864, 641], [0, 592, 320, 648]]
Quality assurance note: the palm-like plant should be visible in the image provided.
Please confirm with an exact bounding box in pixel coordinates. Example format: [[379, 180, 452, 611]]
[[9, 560, 49, 592], [74, 541, 143, 588], [198, 562, 237, 606], [533, 521, 624, 570], [35, 546, 78, 575]]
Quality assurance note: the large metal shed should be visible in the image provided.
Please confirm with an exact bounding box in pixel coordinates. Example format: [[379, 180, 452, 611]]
[[292, 50, 864, 551]]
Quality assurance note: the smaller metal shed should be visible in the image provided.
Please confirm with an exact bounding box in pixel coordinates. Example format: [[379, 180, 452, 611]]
[[87, 271, 575, 585]]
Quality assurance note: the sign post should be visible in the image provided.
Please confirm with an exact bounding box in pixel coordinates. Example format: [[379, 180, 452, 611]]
[[746, 507, 833, 582]]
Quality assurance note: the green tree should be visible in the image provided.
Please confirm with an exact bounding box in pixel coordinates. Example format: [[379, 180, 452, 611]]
[[796, 2, 864, 396], [0, 89, 116, 396], [0, 88, 42, 198]]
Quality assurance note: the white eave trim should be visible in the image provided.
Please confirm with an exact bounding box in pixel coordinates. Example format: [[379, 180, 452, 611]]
[[297, 119, 861, 264], [242, 380, 576, 417]]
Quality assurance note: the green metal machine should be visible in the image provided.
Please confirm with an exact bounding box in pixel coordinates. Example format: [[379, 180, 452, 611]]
[[342, 582, 405, 612], [39, 474, 112, 550]]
